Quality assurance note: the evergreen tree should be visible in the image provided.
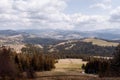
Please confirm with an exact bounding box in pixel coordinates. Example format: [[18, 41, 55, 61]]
[[0, 47, 19, 79], [111, 44, 120, 76]]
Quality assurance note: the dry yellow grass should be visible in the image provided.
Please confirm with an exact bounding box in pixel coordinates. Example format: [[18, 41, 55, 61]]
[[83, 38, 119, 47], [55, 59, 87, 71], [31, 59, 120, 80], [5, 44, 25, 53], [36, 59, 88, 77]]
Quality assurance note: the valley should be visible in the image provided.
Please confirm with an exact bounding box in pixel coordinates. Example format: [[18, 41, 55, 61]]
[[0, 30, 120, 80]]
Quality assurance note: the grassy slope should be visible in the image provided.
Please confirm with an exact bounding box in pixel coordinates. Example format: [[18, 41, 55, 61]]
[[83, 38, 119, 47]]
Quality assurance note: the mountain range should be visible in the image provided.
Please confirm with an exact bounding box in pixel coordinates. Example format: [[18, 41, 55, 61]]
[[18, 29, 120, 40], [0, 29, 119, 54]]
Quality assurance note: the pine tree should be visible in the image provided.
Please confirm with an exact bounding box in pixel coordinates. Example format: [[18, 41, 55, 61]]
[[111, 44, 120, 76], [0, 47, 19, 79]]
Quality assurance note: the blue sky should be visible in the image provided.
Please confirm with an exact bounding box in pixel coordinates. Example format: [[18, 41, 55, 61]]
[[66, 0, 120, 15], [66, 0, 96, 14], [0, 0, 120, 31]]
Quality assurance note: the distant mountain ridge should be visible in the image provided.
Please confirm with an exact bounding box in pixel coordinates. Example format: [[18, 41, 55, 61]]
[[0, 29, 119, 55], [18, 29, 120, 40], [0, 29, 120, 40]]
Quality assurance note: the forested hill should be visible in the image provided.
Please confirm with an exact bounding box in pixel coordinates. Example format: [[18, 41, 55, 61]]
[[23, 37, 64, 45], [21, 37, 118, 56], [47, 40, 115, 56]]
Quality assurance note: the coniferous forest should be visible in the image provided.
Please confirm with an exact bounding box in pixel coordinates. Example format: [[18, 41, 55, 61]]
[[84, 44, 120, 77], [0, 46, 55, 79]]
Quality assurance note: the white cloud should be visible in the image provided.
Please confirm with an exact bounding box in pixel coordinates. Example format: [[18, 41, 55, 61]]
[[109, 7, 120, 22], [0, 0, 69, 30], [90, 0, 112, 10], [69, 13, 110, 31], [0, 0, 119, 31], [90, 3, 111, 9], [103, 0, 112, 4]]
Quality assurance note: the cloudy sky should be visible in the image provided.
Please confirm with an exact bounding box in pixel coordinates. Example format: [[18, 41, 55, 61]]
[[0, 0, 120, 31]]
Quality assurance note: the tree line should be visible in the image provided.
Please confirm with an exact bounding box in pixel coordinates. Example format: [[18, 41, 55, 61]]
[[83, 44, 120, 77], [0, 45, 55, 79]]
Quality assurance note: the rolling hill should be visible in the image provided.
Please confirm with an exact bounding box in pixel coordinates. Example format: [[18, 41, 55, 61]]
[[82, 38, 119, 47], [47, 39, 116, 56], [0, 30, 119, 55]]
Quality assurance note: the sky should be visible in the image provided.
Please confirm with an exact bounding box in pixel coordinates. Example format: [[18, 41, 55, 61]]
[[0, 0, 120, 31]]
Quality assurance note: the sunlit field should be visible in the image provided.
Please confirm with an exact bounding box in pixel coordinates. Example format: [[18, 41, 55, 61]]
[[34, 59, 118, 80], [36, 59, 87, 76], [35, 59, 98, 80], [54, 59, 87, 72]]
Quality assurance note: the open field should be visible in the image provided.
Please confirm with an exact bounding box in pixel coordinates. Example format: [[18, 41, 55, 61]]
[[34, 59, 98, 80], [54, 59, 87, 72], [28, 59, 120, 80], [36, 59, 88, 76]]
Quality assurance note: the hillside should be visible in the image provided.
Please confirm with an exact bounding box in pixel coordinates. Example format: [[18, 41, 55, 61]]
[[48, 40, 115, 56], [82, 38, 119, 47], [0, 30, 118, 55]]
